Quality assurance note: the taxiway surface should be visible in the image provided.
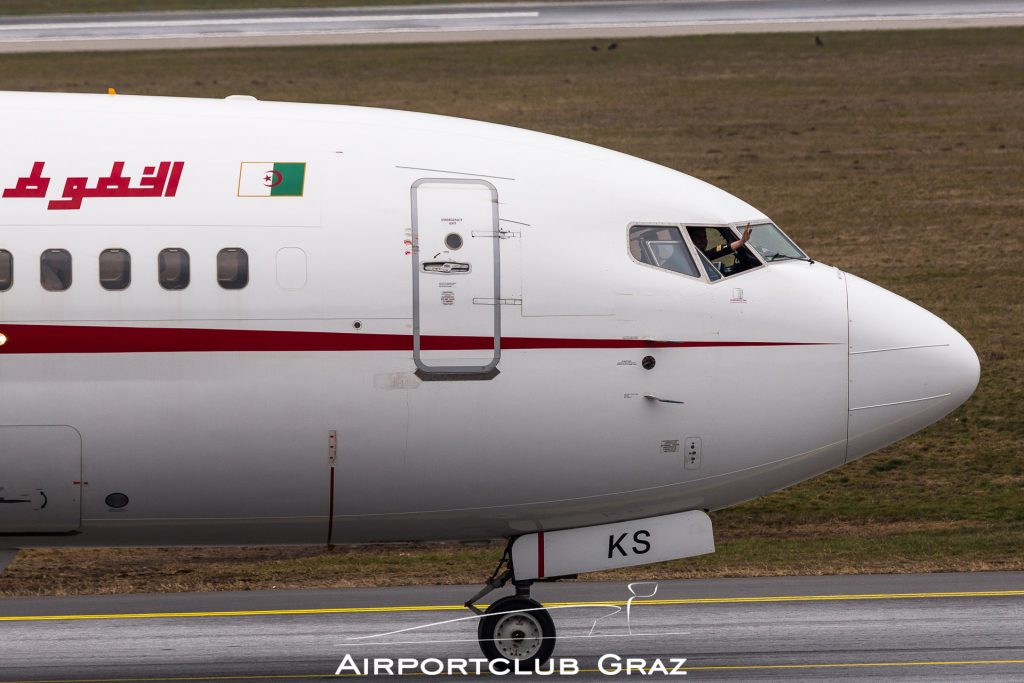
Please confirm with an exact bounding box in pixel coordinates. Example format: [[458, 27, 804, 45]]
[[0, 0, 1022, 52], [1, 571, 1023, 681]]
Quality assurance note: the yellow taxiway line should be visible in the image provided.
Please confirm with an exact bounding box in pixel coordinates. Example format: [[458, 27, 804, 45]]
[[0, 588, 1021, 622], [3, 659, 1024, 682]]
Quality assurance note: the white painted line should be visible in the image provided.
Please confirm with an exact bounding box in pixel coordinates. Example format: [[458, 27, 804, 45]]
[[486, 12, 1024, 32], [0, 11, 540, 32], [0, 11, 1021, 45]]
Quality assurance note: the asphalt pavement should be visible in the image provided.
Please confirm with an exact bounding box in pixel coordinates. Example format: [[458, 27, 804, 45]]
[[0, 0, 1022, 52], [1, 571, 1023, 681]]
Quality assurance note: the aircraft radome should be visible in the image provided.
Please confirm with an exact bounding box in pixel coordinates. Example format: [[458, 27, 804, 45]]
[[0, 91, 979, 663]]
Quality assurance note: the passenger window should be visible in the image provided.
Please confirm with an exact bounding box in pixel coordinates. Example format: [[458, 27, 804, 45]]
[[628, 226, 700, 278], [158, 248, 190, 290], [0, 250, 11, 291], [99, 249, 131, 291], [40, 249, 72, 291], [686, 226, 760, 279], [276, 247, 307, 290], [217, 248, 248, 290]]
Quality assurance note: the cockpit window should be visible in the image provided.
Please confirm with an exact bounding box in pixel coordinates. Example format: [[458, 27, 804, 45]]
[[694, 248, 722, 281], [736, 222, 808, 262], [686, 226, 760, 279], [629, 226, 700, 278]]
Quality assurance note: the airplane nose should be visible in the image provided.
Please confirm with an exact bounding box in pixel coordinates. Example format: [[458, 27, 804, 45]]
[[846, 273, 980, 462]]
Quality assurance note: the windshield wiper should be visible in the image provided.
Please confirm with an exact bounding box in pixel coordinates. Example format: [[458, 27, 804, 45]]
[[764, 252, 813, 263]]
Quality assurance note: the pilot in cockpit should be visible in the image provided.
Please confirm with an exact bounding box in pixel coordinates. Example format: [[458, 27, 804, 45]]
[[689, 223, 752, 261]]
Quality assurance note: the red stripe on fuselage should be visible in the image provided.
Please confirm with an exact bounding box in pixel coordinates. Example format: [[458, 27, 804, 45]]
[[538, 530, 545, 580], [0, 324, 834, 355]]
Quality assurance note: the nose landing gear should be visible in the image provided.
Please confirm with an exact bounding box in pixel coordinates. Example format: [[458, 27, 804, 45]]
[[479, 595, 556, 664], [464, 512, 717, 666], [465, 541, 560, 665]]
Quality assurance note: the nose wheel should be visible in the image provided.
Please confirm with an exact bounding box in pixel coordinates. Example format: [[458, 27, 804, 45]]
[[465, 540, 561, 665], [478, 596, 556, 664]]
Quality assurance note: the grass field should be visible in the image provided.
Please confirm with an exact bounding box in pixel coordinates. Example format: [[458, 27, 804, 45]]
[[0, 27, 1021, 595]]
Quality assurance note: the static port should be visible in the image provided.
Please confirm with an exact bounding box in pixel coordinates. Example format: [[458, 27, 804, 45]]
[[642, 356, 656, 370]]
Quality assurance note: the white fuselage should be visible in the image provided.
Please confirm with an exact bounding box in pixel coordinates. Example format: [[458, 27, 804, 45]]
[[0, 92, 979, 548]]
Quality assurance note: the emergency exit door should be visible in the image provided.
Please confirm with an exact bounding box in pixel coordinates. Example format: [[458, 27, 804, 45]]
[[412, 178, 501, 377], [0, 426, 82, 533]]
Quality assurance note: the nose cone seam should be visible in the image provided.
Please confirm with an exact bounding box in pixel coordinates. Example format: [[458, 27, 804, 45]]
[[845, 274, 980, 462]]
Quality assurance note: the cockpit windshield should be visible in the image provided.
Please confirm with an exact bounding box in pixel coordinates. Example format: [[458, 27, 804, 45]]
[[736, 222, 808, 262]]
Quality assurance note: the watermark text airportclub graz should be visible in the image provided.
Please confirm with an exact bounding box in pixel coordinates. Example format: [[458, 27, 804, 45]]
[[334, 654, 688, 676]]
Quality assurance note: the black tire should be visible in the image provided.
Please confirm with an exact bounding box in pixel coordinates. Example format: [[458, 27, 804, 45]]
[[477, 596, 556, 665]]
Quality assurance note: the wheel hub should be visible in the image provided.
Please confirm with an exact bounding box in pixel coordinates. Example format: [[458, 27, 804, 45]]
[[493, 612, 542, 659]]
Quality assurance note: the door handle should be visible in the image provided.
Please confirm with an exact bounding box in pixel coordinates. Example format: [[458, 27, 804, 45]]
[[422, 261, 471, 274]]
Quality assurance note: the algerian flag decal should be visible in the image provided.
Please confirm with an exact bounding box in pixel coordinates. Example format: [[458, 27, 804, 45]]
[[237, 162, 306, 197]]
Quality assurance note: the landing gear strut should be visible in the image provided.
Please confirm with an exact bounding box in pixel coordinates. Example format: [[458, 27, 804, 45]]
[[465, 541, 557, 665]]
